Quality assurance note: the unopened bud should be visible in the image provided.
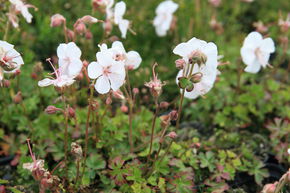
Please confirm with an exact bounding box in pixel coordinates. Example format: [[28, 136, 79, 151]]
[[13, 91, 22, 104], [262, 183, 276, 193], [104, 19, 113, 35], [82, 60, 89, 68], [209, 0, 221, 7], [3, 80, 10, 88], [80, 15, 99, 24], [90, 100, 99, 111], [66, 29, 75, 41], [190, 72, 203, 83], [120, 105, 128, 113], [31, 72, 38, 80], [106, 96, 112, 105], [68, 107, 75, 118], [14, 69, 21, 76], [169, 110, 178, 121], [133, 88, 139, 94], [50, 14, 66, 27], [45, 105, 61, 114], [175, 59, 186, 69], [71, 142, 83, 160], [85, 30, 93, 39], [75, 72, 84, 81], [160, 101, 169, 109], [189, 51, 207, 65], [167, 131, 177, 139], [74, 22, 86, 34]]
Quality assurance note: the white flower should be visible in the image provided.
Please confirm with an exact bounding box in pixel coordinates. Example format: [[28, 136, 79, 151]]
[[241, 31, 275, 73], [38, 42, 82, 88], [23, 159, 45, 172], [0, 40, 24, 80], [153, 0, 178, 37], [87, 49, 126, 94], [9, 0, 35, 23], [114, 1, 130, 38], [57, 42, 83, 77], [98, 41, 142, 70], [173, 37, 218, 99]]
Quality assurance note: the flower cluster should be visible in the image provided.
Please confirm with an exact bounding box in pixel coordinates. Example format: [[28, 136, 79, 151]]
[[173, 37, 219, 99], [88, 41, 142, 94], [0, 40, 24, 81]]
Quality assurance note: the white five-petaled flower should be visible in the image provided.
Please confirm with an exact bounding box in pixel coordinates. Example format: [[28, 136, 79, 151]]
[[153, 0, 178, 37], [38, 42, 82, 88], [241, 31, 275, 73], [9, 0, 36, 24], [174, 37, 218, 99], [100, 41, 142, 70], [0, 40, 24, 80], [88, 49, 126, 94], [114, 1, 130, 38]]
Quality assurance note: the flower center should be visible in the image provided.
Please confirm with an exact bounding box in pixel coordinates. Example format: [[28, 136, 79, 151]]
[[255, 47, 266, 66], [103, 66, 111, 76]]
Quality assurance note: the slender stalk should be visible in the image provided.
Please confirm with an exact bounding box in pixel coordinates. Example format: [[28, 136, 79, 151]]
[[75, 160, 80, 188], [3, 20, 10, 41], [62, 93, 69, 180], [63, 21, 68, 43], [147, 98, 159, 159], [175, 89, 185, 129], [125, 70, 134, 152], [80, 84, 94, 183]]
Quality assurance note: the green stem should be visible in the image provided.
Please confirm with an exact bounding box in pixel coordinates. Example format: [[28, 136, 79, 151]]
[[62, 93, 69, 180], [3, 20, 10, 41], [176, 89, 185, 129]]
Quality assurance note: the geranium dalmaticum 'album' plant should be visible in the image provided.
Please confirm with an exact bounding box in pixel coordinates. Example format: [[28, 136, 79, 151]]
[[174, 37, 218, 99], [114, 1, 130, 38], [241, 31, 275, 73], [88, 49, 126, 94], [9, 0, 36, 27], [100, 41, 142, 70], [38, 42, 82, 87], [153, 0, 178, 37], [0, 40, 24, 80]]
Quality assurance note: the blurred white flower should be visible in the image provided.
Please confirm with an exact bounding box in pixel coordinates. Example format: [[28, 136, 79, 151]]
[[9, 0, 36, 24], [57, 42, 83, 77], [153, 0, 178, 37], [241, 31, 275, 73], [114, 1, 130, 38], [0, 40, 24, 80], [38, 42, 82, 88], [87, 49, 126, 94], [173, 37, 218, 99]]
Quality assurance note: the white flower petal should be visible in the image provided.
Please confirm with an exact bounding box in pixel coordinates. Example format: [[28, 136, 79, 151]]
[[244, 61, 261, 73], [260, 38, 275, 53], [114, 1, 126, 24], [97, 50, 114, 67], [241, 47, 256, 66], [125, 51, 142, 69], [118, 19, 129, 38], [38, 78, 54, 87], [88, 61, 103, 79], [95, 75, 110, 94], [108, 73, 125, 91]]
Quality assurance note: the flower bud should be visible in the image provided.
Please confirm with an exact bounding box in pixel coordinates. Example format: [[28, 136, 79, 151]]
[[133, 88, 139, 94], [31, 72, 38, 80], [189, 51, 207, 65], [160, 101, 169, 109], [45, 105, 61, 114], [50, 14, 66, 27], [75, 72, 84, 81], [71, 142, 83, 160], [66, 29, 75, 41], [106, 96, 112, 105], [120, 105, 128, 113], [175, 59, 186, 69], [0, 185, 5, 193], [104, 19, 113, 35], [13, 91, 22, 104], [68, 107, 75, 118], [3, 80, 10, 88], [90, 100, 99, 111], [82, 60, 89, 68], [261, 183, 276, 193], [74, 22, 86, 34], [85, 30, 93, 39], [14, 69, 21, 76], [167, 131, 177, 139], [209, 0, 221, 7], [190, 72, 203, 83], [80, 15, 99, 24], [112, 90, 125, 100], [169, 110, 178, 121]]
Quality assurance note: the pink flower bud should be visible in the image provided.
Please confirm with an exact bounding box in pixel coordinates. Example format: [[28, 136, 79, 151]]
[[45, 105, 61, 114], [31, 72, 38, 80], [169, 110, 178, 121], [175, 59, 185, 69], [160, 101, 169, 109], [85, 30, 93, 39], [120, 105, 128, 113], [66, 29, 75, 41], [80, 15, 99, 24], [14, 69, 21, 76], [74, 22, 87, 34], [112, 90, 125, 100], [167, 131, 177, 139], [3, 80, 10, 88], [133, 88, 139, 94], [50, 14, 66, 27], [209, 0, 221, 7], [262, 183, 276, 193], [68, 107, 75, 118], [75, 72, 84, 81], [13, 91, 22, 104], [82, 60, 89, 68], [106, 96, 112, 105], [104, 19, 113, 35]]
